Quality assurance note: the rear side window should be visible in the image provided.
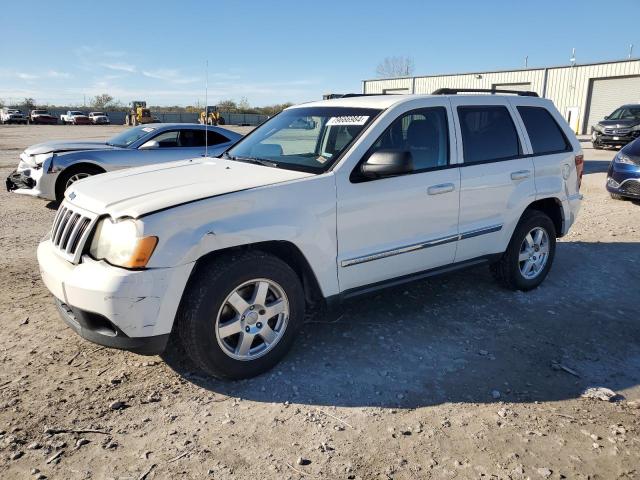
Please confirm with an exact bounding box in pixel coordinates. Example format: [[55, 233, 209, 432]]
[[517, 106, 569, 154], [458, 106, 521, 164]]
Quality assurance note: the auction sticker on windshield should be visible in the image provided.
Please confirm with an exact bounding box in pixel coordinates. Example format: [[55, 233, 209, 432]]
[[326, 116, 369, 126], [142, 127, 155, 132]]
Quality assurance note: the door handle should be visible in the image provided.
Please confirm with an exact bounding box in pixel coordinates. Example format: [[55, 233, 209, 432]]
[[510, 170, 531, 181], [427, 183, 455, 195]]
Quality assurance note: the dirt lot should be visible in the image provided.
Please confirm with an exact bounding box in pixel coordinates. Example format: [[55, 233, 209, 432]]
[[0, 125, 639, 479]]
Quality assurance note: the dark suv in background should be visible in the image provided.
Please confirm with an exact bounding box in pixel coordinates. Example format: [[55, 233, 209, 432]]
[[591, 104, 640, 149]]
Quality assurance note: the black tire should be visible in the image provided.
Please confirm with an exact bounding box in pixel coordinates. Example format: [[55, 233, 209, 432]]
[[55, 165, 104, 203], [218, 117, 226, 126], [177, 251, 305, 380], [490, 210, 557, 291]]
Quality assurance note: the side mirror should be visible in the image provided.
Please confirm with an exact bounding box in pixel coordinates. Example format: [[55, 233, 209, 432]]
[[604, 115, 609, 120], [139, 140, 160, 150], [361, 150, 413, 178]]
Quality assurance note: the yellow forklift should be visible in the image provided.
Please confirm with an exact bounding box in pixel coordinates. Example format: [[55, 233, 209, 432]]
[[124, 101, 154, 126], [198, 105, 225, 126]]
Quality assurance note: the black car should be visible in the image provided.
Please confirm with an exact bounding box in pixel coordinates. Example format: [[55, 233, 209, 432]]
[[591, 104, 640, 149]]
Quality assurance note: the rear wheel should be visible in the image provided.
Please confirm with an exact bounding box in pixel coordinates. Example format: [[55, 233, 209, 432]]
[[55, 165, 103, 203], [491, 210, 556, 291], [177, 251, 305, 379]]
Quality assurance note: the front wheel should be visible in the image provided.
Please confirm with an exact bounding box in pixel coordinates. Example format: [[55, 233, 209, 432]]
[[55, 165, 103, 203], [177, 251, 305, 379], [491, 210, 556, 291]]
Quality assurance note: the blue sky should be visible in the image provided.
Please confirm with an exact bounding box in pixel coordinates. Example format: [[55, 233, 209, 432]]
[[1, 0, 638, 107]]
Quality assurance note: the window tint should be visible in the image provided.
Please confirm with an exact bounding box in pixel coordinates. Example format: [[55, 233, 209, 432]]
[[458, 106, 521, 163], [517, 106, 569, 154], [207, 130, 230, 145], [371, 107, 449, 171], [151, 130, 180, 148]]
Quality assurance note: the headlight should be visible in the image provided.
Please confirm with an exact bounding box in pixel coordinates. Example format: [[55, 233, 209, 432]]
[[89, 218, 158, 268], [593, 124, 604, 133], [33, 152, 53, 168], [607, 177, 620, 188], [614, 153, 637, 165]]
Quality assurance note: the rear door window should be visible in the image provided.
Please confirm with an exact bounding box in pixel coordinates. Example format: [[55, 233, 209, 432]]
[[517, 106, 569, 154], [458, 106, 521, 164]]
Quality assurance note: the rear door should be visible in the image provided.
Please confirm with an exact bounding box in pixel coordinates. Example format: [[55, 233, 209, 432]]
[[449, 96, 536, 262], [335, 102, 460, 292], [512, 98, 579, 234]]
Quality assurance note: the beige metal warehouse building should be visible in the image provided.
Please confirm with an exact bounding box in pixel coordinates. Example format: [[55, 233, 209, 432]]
[[362, 59, 640, 134]]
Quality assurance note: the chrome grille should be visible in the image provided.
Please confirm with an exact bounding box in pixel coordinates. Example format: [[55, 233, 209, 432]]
[[620, 180, 640, 197], [50, 203, 97, 263], [604, 127, 631, 135]]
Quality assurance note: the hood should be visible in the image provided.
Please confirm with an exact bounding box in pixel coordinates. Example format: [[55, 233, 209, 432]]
[[622, 138, 640, 158], [65, 157, 314, 219], [597, 119, 640, 128], [24, 140, 120, 155]]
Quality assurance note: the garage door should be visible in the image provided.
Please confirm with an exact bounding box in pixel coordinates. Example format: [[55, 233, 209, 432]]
[[585, 75, 640, 133]]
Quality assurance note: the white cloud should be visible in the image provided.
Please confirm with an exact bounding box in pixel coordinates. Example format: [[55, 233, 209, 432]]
[[17, 72, 38, 81], [142, 68, 200, 84], [100, 63, 137, 73], [46, 70, 72, 79]]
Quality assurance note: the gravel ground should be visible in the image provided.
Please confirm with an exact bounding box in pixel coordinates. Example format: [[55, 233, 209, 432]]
[[0, 125, 639, 479]]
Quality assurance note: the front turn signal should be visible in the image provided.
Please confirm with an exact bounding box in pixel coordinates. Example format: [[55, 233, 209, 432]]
[[123, 236, 158, 269]]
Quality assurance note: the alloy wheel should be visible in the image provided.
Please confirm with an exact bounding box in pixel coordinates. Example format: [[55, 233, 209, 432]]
[[215, 278, 290, 361], [518, 227, 550, 280]]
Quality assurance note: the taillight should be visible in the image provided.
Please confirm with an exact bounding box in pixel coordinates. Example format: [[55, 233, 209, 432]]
[[574, 154, 584, 189]]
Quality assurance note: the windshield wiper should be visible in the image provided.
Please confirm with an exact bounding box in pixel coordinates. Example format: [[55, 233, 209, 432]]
[[222, 152, 278, 168]]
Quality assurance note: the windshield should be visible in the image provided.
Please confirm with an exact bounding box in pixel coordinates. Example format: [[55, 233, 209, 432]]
[[33, 110, 47, 114], [225, 107, 381, 173], [70, 111, 85, 115], [609, 106, 640, 120], [91, 112, 106, 116], [107, 126, 156, 147]]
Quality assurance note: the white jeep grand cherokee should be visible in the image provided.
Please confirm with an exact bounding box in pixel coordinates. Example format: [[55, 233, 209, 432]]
[[37, 91, 583, 379]]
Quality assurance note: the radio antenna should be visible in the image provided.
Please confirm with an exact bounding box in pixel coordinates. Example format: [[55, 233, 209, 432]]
[[204, 60, 209, 158]]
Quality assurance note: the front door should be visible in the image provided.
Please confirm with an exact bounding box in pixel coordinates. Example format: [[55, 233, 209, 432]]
[[335, 104, 460, 292]]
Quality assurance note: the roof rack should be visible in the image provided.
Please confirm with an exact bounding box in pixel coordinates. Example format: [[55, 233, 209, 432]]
[[333, 93, 401, 98], [432, 88, 539, 97]]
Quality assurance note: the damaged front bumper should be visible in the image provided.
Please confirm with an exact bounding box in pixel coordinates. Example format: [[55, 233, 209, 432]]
[[6, 155, 58, 201], [37, 239, 194, 355], [6, 169, 36, 191]]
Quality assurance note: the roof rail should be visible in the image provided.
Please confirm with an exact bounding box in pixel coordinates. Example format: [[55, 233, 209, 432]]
[[431, 88, 539, 97], [336, 93, 401, 98]]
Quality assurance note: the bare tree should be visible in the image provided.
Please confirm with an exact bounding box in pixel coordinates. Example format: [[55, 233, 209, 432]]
[[375, 56, 415, 78], [217, 99, 238, 112], [22, 97, 36, 110], [92, 93, 114, 110]]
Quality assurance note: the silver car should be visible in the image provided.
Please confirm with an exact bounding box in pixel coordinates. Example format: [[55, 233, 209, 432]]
[[6, 124, 241, 203]]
